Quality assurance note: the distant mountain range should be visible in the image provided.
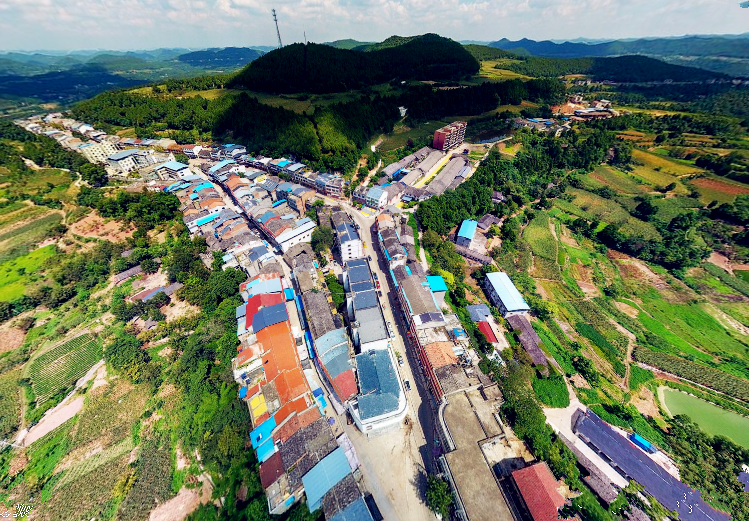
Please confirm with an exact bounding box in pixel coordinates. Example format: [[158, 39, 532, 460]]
[[0, 47, 266, 107], [487, 35, 749, 76]]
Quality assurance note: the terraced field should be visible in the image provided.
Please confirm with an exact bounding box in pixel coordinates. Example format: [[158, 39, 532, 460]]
[[28, 333, 102, 405]]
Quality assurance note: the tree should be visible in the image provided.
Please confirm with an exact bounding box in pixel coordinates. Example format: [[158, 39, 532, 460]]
[[174, 153, 190, 164], [140, 258, 159, 274], [425, 475, 452, 519], [311, 226, 334, 254]]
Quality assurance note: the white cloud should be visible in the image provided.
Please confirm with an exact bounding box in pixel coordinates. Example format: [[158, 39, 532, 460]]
[[0, 0, 746, 51]]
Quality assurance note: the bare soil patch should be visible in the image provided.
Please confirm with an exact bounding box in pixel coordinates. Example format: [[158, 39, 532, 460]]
[[148, 478, 213, 521], [614, 300, 640, 318], [163, 299, 200, 323], [691, 177, 749, 196], [23, 396, 84, 446], [68, 212, 135, 242], [570, 373, 591, 389], [630, 386, 662, 420], [0, 327, 25, 354]]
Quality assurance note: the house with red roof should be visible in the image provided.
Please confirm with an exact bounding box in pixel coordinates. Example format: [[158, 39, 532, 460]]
[[512, 462, 566, 521]]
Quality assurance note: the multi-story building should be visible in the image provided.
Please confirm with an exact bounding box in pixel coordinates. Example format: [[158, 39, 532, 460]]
[[365, 186, 388, 210], [456, 219, 478, 248], [107, 149, 161, 174], [432, 121, 467, 151], [331, 211, 363, 263], [78, 140, 117, 164]]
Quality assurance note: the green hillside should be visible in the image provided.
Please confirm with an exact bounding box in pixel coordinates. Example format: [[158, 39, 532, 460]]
[[228, 34, 480, 94]]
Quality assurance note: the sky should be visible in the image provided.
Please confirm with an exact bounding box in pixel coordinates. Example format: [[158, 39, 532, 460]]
[[0, 0, 746, 51]]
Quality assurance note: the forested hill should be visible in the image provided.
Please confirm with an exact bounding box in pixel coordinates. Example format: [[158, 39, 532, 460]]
[[176, 47, 264, 68], [504, 55, 729, 82], [490, 35, 749, 59], [228, 34, 479, 94]]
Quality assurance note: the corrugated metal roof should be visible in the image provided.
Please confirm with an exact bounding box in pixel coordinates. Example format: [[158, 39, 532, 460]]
[[355, 349, 400, 420], [250, 416, 277, 449], [466, 304, 491, 322], [253, 302, 289, 333], [512, 462, 565, 521], [329, 497, 374, 521], [353, 290, 377, 311], [302, 448, 351, 511], [457, 219, 478, 240], [314, 328, 348, 356], [485, 272, 530, 313], [347, 265, 370, 284], [477, 321, 498, 343], [426, 276, 448, 292]]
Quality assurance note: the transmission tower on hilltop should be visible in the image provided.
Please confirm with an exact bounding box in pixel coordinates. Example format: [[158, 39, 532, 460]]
[[272, 9, 283, 49]]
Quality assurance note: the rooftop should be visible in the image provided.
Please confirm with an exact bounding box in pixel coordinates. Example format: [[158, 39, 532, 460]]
[[573, 411, 730, 521], [512, 462, 565, 521], [302, 447, 351, 511], [485, 272, 530, 313], [355, 349, 401, 420], [443, 391, 513, 521]]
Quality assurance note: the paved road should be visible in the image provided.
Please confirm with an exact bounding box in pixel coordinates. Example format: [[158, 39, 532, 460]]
[[345, 205, 437, 521]]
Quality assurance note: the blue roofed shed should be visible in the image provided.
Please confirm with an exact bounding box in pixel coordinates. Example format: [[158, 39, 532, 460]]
[[250, 416, 277, 449], [302, 447, 351, 511], [426, 276, 448, 293], [329, 497, 374, 521], [456, 219, 478, 247]]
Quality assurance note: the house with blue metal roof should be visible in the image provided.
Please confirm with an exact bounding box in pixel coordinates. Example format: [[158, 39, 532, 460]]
[[456, 219, 478, 248], [302, 447, 351, 511], [484, 271, 530, 317], [348, 348, 406, 436]]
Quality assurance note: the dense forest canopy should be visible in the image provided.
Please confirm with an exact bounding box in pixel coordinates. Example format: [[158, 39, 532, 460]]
[[228, 34, 480, 94], [504, 55, 729, 82]]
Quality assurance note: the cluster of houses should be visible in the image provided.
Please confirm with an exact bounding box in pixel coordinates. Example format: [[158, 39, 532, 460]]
[[353, 146, 472, 209]]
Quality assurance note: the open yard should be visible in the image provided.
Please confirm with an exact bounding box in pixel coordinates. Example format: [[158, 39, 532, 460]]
[[377, 120, 448, 152]]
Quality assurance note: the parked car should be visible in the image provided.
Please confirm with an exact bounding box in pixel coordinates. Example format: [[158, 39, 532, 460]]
[[368, 255, 372, 261], [356, 224, 361, 230], [398, 357, 404, 366], [373, 272, 378, 279], [404, 380, 411, 391]]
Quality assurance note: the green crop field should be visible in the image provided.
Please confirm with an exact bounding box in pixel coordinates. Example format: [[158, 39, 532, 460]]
[[588, 165, 649, 195], [0, 244, 56, 301], [532, 375, 570, 408], [661, 388, 749, 449], [28, 334, 102, 405], [0, 368, 21, 439], [0, 211, 63, 263]]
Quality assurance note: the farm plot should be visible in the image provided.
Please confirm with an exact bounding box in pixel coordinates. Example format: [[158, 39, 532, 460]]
[[28, 334, 102, 405], [589, 165, 648, 195], [566, 188, 661, 240], [689, 176, 749, 204], [0, 368, 21, 439], [0, 212, 63, 263], [524, 212, 561, 280], [0, 244, 56, 301]]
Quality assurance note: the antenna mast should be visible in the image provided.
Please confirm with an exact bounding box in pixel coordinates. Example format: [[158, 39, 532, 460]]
[[272, 9, 283, 49]]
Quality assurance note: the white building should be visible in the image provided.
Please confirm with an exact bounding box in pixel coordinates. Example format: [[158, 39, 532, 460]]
[[365, 186, 388, 210], [484, 271, 530, 317], [347, 348, 407, 436], [332, 211, 363, 263], [274, 217, 317, 253], [78, 141, 117, 164], [154, 160, 191, 179], [107, 149, 162, 174]]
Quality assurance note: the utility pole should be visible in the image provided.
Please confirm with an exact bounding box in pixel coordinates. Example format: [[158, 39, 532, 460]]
[[272, 9, 283, 49]]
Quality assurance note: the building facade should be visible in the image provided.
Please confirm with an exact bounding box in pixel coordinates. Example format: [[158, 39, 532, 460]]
[[433, 121, 467, 151]]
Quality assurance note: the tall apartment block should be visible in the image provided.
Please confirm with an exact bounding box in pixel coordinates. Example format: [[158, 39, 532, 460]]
[[432, 121, 467, 151]]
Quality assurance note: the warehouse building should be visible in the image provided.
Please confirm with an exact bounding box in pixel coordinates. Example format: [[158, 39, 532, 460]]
[[484, 272, 530, 317]]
